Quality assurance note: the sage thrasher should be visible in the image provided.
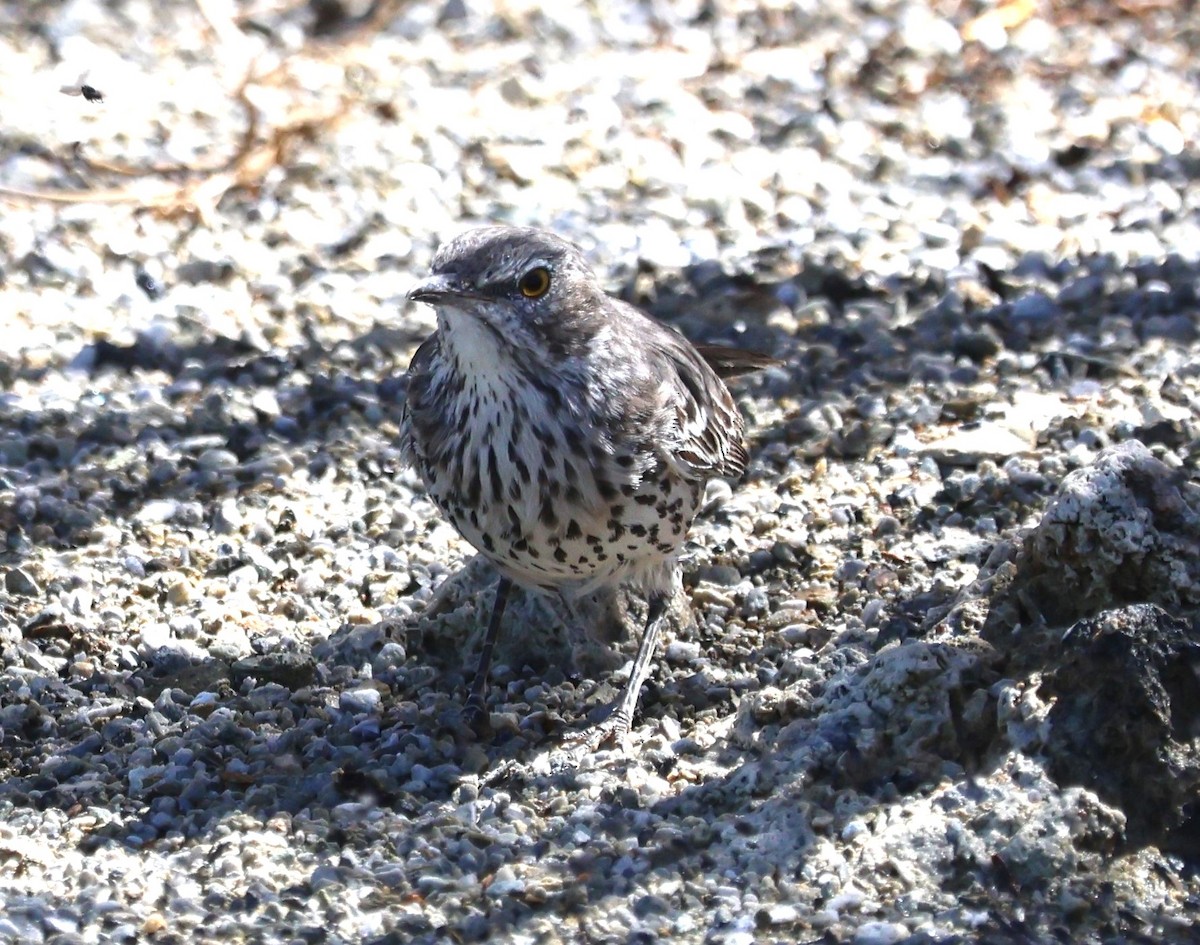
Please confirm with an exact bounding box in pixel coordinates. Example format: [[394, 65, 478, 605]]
[[401, 226, 775, 745]]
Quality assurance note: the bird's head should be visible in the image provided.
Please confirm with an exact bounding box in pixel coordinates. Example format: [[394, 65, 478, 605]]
[[407, 226, 607, 361]]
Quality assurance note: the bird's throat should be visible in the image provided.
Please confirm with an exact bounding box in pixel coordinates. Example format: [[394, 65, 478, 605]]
[[439, 306, 510, 376]]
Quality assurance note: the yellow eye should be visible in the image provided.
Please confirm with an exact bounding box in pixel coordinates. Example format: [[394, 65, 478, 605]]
[[518, 266, 551, 298]]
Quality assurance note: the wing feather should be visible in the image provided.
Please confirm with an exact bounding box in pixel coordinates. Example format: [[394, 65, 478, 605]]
[[655, 335, 751, 482], [398, 335, 441, 468]]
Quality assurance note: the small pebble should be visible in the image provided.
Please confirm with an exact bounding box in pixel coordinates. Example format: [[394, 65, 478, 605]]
[[5, 567, 41, 596]]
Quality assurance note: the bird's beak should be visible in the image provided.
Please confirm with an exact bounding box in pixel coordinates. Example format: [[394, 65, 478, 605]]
[[407, 273, 464, 304]]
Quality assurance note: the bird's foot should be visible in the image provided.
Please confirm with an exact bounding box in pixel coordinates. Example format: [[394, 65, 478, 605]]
[[462, 693, 492, 739], [543, 705, 635, 771], [478, 705, 641, 783]]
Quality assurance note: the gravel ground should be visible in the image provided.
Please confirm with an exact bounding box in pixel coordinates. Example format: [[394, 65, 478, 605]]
[[2, 0, 1200, 942]]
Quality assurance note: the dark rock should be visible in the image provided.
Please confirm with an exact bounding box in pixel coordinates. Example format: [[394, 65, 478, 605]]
[[231, 651, 317, 691], [1042, 604, 1200, 853], [5, 567, 41, 596], [984, 440, 1200, 655]]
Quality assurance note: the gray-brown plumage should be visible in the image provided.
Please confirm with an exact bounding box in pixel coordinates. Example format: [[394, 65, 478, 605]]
[[400, 225, 774, 744]]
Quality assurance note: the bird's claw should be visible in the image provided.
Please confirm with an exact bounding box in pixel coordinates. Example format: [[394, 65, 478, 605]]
[[553, 707, 634, 762], [463, 695, 491, 739]]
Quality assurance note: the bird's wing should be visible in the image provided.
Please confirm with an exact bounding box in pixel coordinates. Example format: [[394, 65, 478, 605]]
[[654, 334, 750, 481], [398, 334, 440, 468]]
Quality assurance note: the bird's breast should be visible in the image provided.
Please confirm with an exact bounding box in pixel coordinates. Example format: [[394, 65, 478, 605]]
[[407, 349, 701, 592]]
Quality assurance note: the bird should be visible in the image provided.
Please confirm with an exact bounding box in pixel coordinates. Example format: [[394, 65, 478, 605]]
[[400, 225, 776, 746], [60, 74, 104, 103]]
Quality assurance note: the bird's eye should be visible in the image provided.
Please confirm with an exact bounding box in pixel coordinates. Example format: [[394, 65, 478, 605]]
[[518, 267, 551, 299]]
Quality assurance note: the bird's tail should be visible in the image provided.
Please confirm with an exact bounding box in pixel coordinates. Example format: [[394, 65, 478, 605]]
[[695, 345, 781, 379]]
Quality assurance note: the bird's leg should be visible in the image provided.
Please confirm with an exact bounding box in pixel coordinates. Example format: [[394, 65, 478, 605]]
[[465, 575, 512, 733], [579, 592, 669, 748]]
